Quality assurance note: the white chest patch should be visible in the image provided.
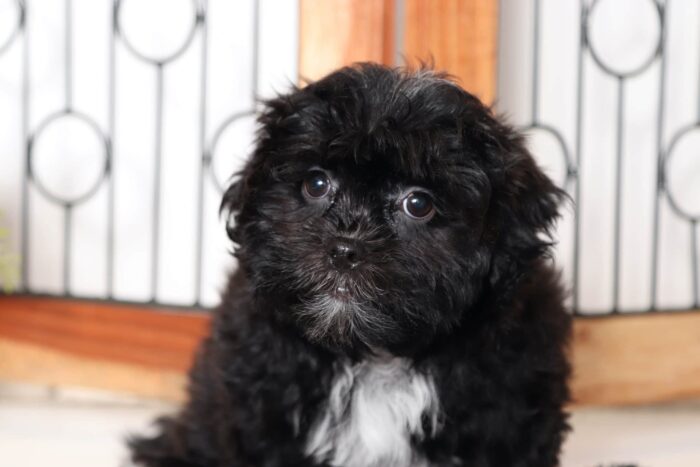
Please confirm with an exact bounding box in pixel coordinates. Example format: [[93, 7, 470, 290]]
[[304, 357, 440, 467]]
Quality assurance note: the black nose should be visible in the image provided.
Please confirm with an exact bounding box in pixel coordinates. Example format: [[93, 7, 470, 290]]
[[328, 238, 364, 270]]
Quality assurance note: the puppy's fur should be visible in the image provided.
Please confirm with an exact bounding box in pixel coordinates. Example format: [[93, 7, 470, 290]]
[[130, 64, 571, 467]]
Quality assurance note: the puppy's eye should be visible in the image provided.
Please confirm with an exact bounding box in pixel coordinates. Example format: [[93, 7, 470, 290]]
[[303, 171, 331, 199], [402, 192, 435, 220]]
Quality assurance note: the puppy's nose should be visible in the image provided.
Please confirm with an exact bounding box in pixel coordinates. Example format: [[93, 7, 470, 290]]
[[328, 238, 364, 270]]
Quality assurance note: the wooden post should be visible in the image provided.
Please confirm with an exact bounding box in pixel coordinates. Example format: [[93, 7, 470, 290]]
[[298, 0, 396, 82], [402, 0, 499, 103], [298, 0, 499, 104]]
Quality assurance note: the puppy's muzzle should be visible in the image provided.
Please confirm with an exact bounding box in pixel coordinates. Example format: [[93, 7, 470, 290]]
[[328, 237, 365, 270]]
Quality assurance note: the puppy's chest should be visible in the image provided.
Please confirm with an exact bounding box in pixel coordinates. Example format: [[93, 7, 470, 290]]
[[304, 357, 440, 467]]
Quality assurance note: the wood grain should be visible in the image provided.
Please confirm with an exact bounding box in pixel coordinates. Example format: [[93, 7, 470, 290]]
[[299, 0, 395, 82], [2, 296, 700, 406], [571, 312, 700, 406], [0, 338, 189, 401], [403, 0, 498, 103], [0, 296, 209, 372]]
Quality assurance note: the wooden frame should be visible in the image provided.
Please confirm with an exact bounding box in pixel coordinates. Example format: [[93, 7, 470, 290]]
[[3, 0, 698, 408], [0, 296, 209, 401], [572, 312, 700, 405], [2, 296, 700, 405]]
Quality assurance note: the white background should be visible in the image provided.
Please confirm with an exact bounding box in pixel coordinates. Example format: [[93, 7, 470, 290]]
[[500, 0, 700, 313], [0, 0, 299, 307], [1, 0, 699, 312]]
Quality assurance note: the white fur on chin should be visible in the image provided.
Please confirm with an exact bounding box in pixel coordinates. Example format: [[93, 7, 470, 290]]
[[296, 294, 395, 346], [304, 356, 440, 467]]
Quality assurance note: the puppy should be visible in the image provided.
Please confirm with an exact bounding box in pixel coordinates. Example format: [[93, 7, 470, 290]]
[[130, 63, 571, 467]]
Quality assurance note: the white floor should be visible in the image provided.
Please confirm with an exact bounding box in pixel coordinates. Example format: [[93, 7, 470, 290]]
[[1, 383, 699, 467], [562, 402, 700, 467]]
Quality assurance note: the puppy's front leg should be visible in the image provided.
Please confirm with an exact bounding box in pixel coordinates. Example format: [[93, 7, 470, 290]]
[[130, 308, 333, 467]]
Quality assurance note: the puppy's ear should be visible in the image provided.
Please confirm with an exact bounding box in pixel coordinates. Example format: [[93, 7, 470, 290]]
[[485, 128, 566, 292], [218, 89, 305, 243], [220, 170, 249, 243], [498, 139, 563, 239]]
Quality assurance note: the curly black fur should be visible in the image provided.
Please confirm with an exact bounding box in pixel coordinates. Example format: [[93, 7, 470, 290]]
[[130, 63, 571, 467]]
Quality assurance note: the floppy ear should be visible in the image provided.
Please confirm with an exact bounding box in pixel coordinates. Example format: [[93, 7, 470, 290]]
[[498, 140, 563, 240], [220, 168, 251, 243], [485, 129, 566, 293], [218, 88, 306, 243]]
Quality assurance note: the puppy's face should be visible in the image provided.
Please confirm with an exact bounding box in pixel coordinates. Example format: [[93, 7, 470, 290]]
[[223, 65, 562, 355]]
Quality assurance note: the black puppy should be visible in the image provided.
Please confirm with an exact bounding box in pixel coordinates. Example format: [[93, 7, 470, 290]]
[[130, 64, 571, 467]]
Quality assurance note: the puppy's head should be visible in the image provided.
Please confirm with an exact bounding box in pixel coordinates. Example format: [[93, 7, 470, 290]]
[[222, 64, 563, 355]]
